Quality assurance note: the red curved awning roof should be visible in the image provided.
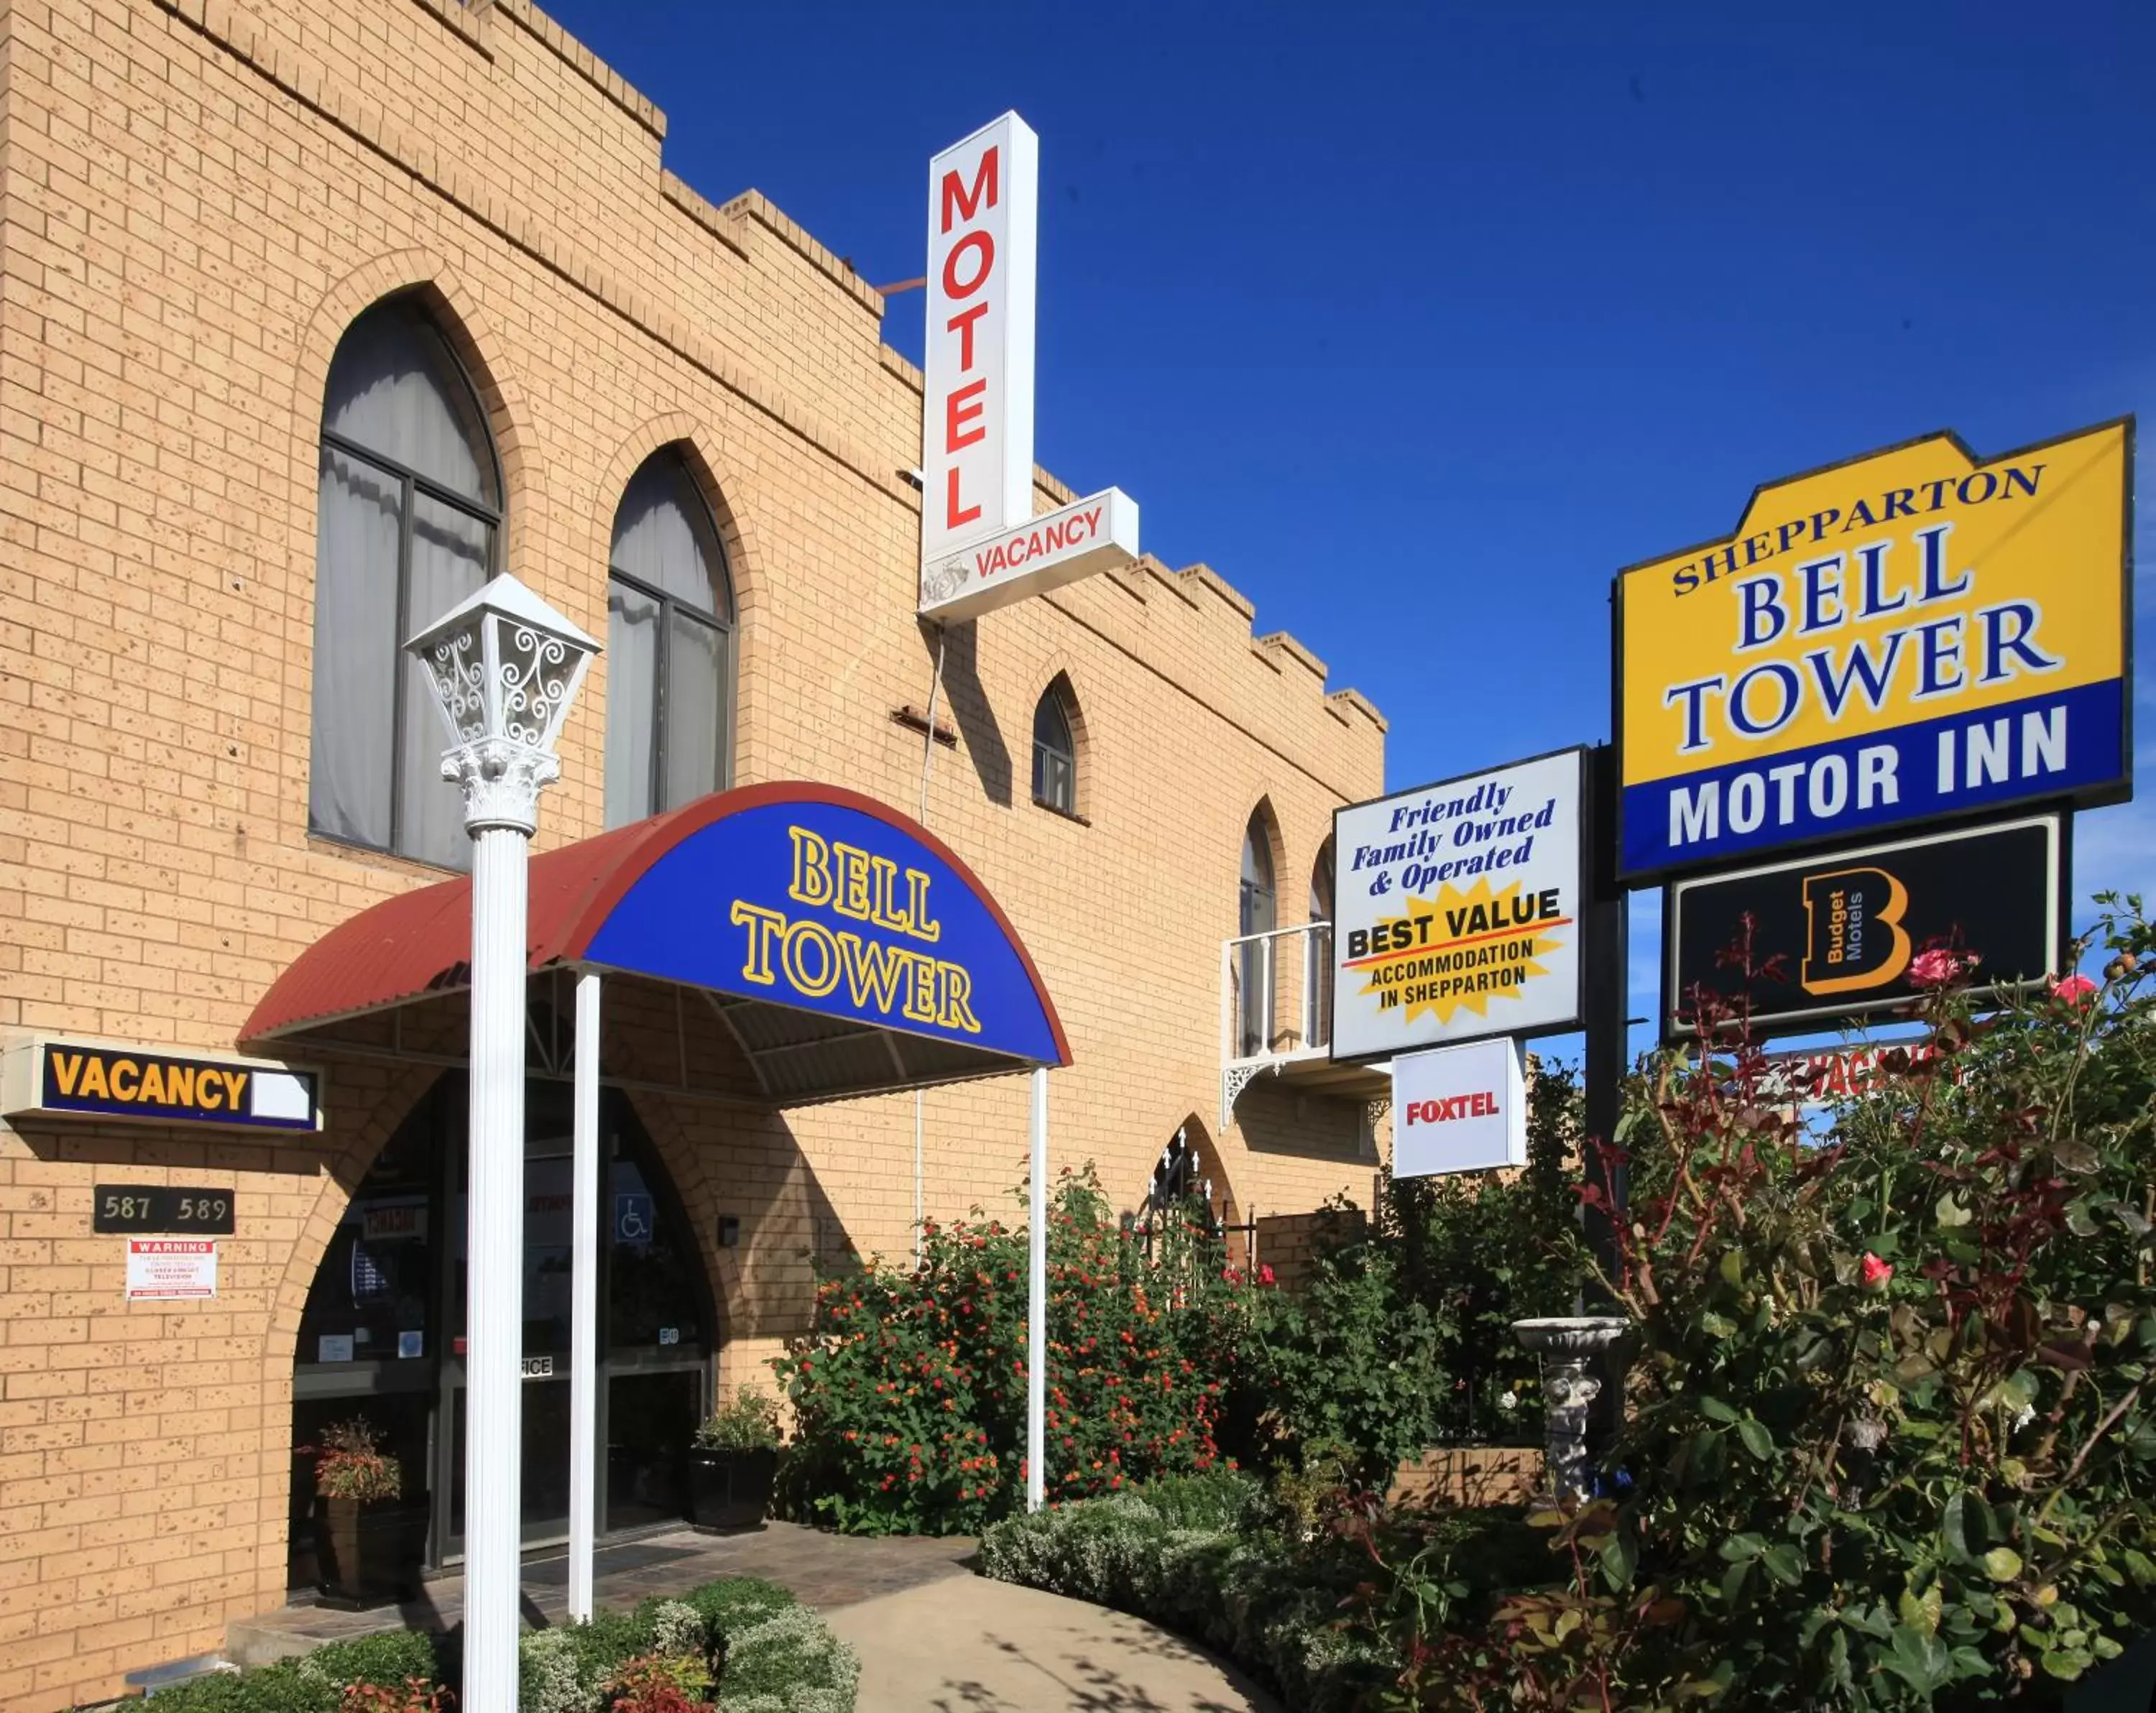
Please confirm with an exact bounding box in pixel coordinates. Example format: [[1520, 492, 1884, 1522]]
[[243, 782, 1070, 1069]]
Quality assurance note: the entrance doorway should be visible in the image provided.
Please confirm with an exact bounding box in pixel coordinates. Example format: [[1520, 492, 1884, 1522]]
[[289, 1076, 713, 1587]]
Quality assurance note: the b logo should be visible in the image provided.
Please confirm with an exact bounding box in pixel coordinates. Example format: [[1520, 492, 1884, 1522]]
[[1801, 864, 1911, 994]]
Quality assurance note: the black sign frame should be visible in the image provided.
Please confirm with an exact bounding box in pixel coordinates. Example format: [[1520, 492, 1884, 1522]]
[[1661, 812, 2070, 1042], [93, 1184, 236, 1234]]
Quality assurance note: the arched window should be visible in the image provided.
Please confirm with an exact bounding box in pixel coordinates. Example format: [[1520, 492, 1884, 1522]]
[[309, 297, 502, 869], [1307, 836, 1335, 1049], [604, 449, 735, 828], [1235, 808, 1279, 1058], [1031, 676, 1077, 815], [1138, 1123, 1222, 1255]]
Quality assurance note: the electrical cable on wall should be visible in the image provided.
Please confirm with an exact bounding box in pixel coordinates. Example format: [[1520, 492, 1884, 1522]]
[[911, 627, 949, 1265]]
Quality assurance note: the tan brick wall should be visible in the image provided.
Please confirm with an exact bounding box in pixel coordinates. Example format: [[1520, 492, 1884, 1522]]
[[0, 0, 1388, 1700]]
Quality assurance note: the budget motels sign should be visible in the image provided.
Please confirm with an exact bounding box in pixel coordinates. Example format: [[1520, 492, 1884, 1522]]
[[917, 113, 1137, 622], [1616, 420, 2132, 880]]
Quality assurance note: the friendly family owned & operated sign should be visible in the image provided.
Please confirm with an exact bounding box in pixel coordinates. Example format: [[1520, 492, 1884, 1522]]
[[1330, 747, 1586, 1062], [1616, 420, 2132, 879]]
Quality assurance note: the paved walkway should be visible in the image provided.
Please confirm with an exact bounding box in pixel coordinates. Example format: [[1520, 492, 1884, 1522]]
[[227, 1523, 1277, 1712], [826, 1578, 1279, 1713], [226, 1523, 975, 1665]]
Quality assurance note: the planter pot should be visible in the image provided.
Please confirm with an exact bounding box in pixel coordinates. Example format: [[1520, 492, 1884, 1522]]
[[313, 1494, 428, 1610], [687, 1446, 777, 1533]]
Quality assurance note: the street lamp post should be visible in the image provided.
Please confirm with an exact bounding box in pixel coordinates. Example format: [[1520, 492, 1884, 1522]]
[[407, 575, 597, 1713]]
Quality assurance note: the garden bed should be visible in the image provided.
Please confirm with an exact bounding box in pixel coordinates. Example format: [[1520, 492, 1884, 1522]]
[[142, 1577, 857, 1712]]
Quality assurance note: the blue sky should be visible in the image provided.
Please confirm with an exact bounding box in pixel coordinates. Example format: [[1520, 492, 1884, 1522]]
[[545, 0, 2154, 1041]]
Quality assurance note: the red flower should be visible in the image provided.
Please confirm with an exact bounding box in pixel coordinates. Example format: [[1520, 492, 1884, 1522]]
[[1907, 948, 1966, 988], [2050, 972, 2099, 1006], [1861, 1252, 1894, 1289]]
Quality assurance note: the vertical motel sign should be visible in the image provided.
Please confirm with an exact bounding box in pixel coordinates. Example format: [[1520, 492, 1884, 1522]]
[[918, 114, 1138, 622]]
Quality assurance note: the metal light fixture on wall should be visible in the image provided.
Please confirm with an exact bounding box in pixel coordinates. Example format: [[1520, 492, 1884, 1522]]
[[407, 572, 597, 1713]]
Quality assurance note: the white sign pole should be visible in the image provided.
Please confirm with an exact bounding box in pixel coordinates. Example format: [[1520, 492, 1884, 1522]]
[[1026, 1066, 1047, 1512], [566, 970, 602, 1622]]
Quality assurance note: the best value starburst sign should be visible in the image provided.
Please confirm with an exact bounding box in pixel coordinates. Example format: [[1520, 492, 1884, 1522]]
[[1330, 748, 1587, 1061]]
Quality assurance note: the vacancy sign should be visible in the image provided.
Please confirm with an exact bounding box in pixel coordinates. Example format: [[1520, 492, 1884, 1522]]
[[1391, 1038, 1527, 1178], [918, 111, 1138, 621], [920, 487, 1139, 620], [1331, 748, 1587, 1062], [126, 1237, 218, 1301]]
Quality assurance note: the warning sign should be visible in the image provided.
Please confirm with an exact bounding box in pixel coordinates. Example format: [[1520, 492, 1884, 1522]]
[[126, 1237, 218, 1301]]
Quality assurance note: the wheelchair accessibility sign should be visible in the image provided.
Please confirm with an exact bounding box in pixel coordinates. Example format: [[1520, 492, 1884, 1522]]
[[614, 1193, 654, 1245]]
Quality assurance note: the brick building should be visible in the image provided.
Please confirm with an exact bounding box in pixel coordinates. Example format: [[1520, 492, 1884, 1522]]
[[0, 0, 1390, 1702]]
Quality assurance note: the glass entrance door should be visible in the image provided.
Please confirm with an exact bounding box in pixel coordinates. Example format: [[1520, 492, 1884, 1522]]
[[292, 1074, 715, 1586], [442, 1083, 579, 1553]]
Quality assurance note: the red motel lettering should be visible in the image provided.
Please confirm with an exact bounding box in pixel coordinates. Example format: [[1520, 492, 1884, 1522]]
[[937, 144, 1000, 535]]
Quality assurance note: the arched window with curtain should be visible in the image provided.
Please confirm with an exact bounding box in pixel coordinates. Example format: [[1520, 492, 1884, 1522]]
[[1307, 836, 1335, 1050], [1031, 675, 1078, 815], [604, 448, 735, 828], [309, 296, 502, 869], [1235, 808, 1279, 1058]]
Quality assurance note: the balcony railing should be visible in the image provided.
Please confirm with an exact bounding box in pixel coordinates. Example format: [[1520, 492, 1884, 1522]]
[[1218, 920, 1391, 1135], [1221, 920, 1334, 1068]]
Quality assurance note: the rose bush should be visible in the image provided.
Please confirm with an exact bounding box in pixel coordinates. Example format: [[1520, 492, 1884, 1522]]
[[1351, 901, 2156, 1709], [778, 1165, 1253, 1535]]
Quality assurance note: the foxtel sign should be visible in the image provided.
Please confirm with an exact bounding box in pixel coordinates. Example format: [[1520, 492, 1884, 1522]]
[[1389, 1035, 1528, 1179], [917, 111, 1137, 622]]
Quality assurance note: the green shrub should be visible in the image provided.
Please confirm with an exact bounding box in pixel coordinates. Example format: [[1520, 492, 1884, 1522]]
[[980, 1477, 1393, 1712], [1229, 1062, 1583, 1487], [778, 1165, 1256, 1535], [1353, 904, 2156, 1709], [144, 1631, 451, 1712], [696, 1388, 784, 1452], [139, 1577, 853, 1713]]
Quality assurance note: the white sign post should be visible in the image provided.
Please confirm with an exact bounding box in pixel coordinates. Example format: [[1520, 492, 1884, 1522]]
[[1331, 747, 1588, 1063], [1391, 1038, 1528, 1178], [918, 112, 1136, 622]]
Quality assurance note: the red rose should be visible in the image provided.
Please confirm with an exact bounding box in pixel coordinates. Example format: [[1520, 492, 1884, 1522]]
[[1861, 1252, 1894, 1289]]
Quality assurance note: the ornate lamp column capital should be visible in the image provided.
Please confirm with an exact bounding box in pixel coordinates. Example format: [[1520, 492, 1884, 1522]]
[[441, 734, 563, 836]]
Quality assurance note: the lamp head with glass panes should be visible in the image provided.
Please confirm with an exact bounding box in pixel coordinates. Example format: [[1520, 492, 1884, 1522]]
[[405, 573, 599, 834]]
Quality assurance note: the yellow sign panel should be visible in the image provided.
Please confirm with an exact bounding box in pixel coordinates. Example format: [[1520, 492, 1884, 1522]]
[[1616, 420, 2132, 878]]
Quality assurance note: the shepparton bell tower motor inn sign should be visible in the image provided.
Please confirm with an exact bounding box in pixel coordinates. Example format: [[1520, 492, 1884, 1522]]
[[917, 113, 1138, 622], [1616, 420, 2132, 880]]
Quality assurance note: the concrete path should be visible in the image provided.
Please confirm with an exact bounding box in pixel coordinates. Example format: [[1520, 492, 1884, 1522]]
[[226, 1523, 975, 1665], [825, 1576, 1281, 1713]]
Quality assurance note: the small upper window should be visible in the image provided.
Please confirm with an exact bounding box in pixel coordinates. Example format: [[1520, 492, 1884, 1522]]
[[604, 450, 735, 828], [309, 297, 501, 869], [1031, 677, 1078, 815]]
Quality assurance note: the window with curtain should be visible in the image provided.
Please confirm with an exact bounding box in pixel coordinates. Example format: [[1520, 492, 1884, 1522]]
[[308, 297, 501, 869], [1031, 678, 1077, 814], [1307, 836, 1335, 1050], [604, 449, 734, 828], [1236, 810, 1278, 1058]]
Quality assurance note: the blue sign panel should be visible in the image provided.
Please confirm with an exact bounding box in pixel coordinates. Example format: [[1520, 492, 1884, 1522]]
[[584, 797, 1064, 1066], [1621, 680, 2122, 876]]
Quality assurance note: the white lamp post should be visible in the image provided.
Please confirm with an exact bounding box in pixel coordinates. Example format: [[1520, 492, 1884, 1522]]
[[407, 573, 597, 1713]]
